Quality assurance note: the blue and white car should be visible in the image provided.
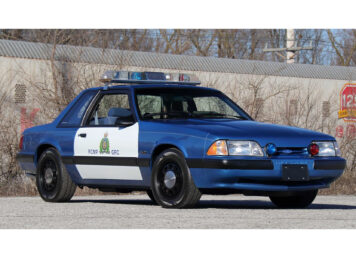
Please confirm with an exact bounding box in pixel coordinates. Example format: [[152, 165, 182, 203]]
[[17, 71, 346, 208]]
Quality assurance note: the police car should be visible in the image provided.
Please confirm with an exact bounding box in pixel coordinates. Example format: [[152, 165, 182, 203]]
[[17, 71, 346, 208]]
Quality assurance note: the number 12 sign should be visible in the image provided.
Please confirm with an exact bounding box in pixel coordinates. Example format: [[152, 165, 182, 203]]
[[338, 83, 356, 122]]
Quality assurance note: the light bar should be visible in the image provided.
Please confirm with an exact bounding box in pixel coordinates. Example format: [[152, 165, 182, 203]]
[[100, 71, 200, 85]]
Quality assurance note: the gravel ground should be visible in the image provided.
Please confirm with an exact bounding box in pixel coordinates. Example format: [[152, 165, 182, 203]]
[[0, 194, 355, 229]]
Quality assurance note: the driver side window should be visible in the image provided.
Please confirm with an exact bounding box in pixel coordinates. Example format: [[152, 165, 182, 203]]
[[87, 93, 133, 126]]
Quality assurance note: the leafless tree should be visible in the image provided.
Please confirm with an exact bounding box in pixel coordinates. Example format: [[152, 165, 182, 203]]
[[327, 29, 356, 66]]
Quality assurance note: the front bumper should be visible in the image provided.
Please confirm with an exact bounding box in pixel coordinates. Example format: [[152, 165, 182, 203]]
[[188, 157, 346, 192]]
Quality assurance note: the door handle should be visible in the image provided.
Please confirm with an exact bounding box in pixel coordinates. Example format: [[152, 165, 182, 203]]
[[78, 133, 87, 138]]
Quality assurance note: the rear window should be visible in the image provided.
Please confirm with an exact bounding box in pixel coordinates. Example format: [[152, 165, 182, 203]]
[[59, 91, 96, 127]]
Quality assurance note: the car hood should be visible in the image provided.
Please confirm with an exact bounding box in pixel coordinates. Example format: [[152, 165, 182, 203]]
[[156, 119, 335, 147]]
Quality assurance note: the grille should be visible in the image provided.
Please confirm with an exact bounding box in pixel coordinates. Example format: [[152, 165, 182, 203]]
[[275, 147, 308, 157]]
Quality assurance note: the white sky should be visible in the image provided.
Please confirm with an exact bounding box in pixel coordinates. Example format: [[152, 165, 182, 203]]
[[1, 0, 356, 28]]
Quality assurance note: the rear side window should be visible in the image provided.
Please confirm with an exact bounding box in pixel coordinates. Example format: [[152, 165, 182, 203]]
[[59, 91, 96, 127]]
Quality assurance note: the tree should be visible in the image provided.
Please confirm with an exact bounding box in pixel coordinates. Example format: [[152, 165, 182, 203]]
[[327, 29, 356, 66]]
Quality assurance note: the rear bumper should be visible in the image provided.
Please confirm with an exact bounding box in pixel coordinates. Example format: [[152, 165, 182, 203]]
[[16, 153, 36, 173], [189, 157, 346, 192], [16, 153, 34, 163]]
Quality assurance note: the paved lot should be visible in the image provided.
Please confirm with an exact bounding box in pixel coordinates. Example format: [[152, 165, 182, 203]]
[[0, 194, 355, 228]]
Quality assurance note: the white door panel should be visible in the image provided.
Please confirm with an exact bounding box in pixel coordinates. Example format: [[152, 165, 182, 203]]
[[76, 165, 142, 180], [74, 123, 141, 180]]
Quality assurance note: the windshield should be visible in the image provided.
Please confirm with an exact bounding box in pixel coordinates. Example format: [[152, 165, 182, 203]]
[[135, 88, 251, 120]]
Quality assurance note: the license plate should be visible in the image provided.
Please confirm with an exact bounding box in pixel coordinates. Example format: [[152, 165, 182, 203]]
[[282, 164, 309, 181]]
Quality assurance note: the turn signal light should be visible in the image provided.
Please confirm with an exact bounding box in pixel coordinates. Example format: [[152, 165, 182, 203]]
[[207, 140, 228, 156]]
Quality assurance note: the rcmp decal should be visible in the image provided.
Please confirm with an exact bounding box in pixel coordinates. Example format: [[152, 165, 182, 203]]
[[88, 132, 120, 155], [99, 132, 110, 154]]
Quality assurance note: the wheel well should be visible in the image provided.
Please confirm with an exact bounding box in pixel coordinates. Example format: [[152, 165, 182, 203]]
[[36, 144, 55, 163], [151, 144, 182, 166]]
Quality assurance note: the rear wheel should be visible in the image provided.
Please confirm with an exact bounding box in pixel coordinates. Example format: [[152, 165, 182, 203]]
[[151, 148, 201, 208], [36, 148, 77, 202], [269, 190, 318, 208]]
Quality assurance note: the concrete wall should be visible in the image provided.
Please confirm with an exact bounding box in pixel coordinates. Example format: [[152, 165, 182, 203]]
[[0, 56, 354, 141]]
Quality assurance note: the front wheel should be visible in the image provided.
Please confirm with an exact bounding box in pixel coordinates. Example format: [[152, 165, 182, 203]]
[[269, 190, 318, 208], [151, 148, 201, 208], [36, 148, 77, 202], [146, 190, 157, 204]]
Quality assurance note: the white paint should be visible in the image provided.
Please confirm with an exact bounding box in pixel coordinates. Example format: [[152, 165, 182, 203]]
[[74, 123, 141, 180], [76, 165, 142, 180]]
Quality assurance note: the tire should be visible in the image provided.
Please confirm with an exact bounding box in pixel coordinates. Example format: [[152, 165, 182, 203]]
[[151, 148, 201, 208], [146, 190, 157, 204], [269, 190, 318, 208], [36, 147, 77, 202]]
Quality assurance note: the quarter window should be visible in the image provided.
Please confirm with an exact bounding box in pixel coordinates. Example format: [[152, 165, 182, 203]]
[[59, 91, 96, 127]]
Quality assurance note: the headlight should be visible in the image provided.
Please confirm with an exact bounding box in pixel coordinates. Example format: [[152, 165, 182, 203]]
[[311, 141, 339, 157], [207, 140, 264, 156], [228, 141, 264, 156]]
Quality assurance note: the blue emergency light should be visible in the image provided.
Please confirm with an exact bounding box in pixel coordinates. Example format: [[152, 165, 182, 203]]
[[266, 143, 277, 156], [100, 70, 200, 85]]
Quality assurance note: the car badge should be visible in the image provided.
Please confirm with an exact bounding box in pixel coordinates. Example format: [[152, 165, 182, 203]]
[[99, 132, 110, 154]]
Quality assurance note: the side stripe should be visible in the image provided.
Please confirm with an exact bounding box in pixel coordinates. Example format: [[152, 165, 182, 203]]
[[63, 156, 273, 170], [62, 156, 150, 167]]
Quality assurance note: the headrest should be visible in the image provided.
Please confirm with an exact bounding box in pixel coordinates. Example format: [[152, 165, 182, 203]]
[[171, 101, 183, 111], [108, 108, 132, 117]]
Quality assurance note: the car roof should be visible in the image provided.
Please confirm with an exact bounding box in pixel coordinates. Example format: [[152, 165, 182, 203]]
[[86, 84, 221, 92]]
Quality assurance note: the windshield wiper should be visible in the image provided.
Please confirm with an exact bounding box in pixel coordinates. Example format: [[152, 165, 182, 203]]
[[192, 111, 246, 120], [143, 111, 192, 119]]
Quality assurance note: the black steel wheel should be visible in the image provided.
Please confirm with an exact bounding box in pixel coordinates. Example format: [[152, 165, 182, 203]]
[[151, 148, 201, 208], [269, 190, 318, 208], [36, 148, 76, 202], [38, 158, 59, 198]]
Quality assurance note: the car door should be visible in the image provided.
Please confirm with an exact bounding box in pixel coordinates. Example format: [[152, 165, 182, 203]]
[[73, 89, 142, 181]]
